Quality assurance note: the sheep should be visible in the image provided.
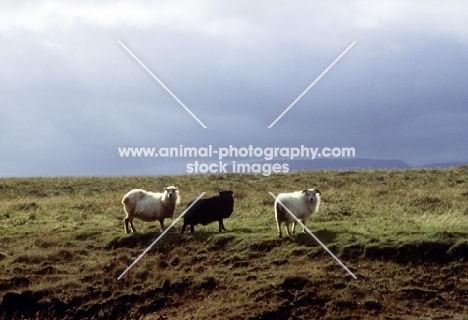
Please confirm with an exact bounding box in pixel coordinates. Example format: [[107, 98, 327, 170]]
[[181, 190, 234, 233], [122, 186, 180, 233], [274, 188, 321, 238]]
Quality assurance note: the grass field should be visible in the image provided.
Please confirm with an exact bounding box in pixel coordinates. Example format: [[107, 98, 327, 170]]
[[1, 167, 468, 319]]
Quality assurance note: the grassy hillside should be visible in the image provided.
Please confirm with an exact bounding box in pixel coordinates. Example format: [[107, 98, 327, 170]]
[[1, 167, 468, 319]]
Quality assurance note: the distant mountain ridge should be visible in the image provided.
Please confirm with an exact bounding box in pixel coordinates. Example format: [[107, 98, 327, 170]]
[[416, 162, 468, 169], [280, 158, 411, 171], [249, 158, 467, 171], [165, 158, 467, 175]]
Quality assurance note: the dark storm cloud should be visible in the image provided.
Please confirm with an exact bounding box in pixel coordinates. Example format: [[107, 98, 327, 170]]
[[0, 1, 467, 176]]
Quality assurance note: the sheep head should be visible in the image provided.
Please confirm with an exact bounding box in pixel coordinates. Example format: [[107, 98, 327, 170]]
[[302, 188, 320, 202], [218, 190, 233, 197], [164, 186, 179, 200]]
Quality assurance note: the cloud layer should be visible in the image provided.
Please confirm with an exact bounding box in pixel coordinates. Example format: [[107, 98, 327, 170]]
[[1, 1, 467, 176]]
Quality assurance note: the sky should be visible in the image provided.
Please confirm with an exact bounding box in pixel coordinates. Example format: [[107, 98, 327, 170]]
[[1, 0, 467, 177]]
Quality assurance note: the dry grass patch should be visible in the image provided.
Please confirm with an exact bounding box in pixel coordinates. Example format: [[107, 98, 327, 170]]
[[1, 167, 468, 318]]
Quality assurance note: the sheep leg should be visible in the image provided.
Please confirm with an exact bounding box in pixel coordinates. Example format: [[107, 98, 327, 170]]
[[124, 217, 131, 233], [181, 223, 187, 233], [285, 222, 293, 237], [190, 224, 195, 233], [219, 219, 227, 232], [129, 218, 137, 233], [159, 219, 165, 231], [277, 220, 282, 238], [292, 220, 306, 234]]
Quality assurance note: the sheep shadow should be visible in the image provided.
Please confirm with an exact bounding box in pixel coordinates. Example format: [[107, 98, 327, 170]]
[[292, 229, 338, 247], [106, 231, 218, 250], [106, 229, 337, 251], [106, 232, 157, 249]]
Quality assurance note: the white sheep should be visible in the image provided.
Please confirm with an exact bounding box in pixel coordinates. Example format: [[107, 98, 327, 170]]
[[122, 186, 180, 233], [274, 189, 321, 238]]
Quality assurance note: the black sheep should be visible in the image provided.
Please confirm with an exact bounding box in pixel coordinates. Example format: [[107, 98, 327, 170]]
[[181, 190, 234, 233]]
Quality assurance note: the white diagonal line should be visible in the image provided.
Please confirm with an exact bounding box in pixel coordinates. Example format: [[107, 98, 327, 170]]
[[118, 40, 207, 129], [269, 192, 357, 279], [268, 41, 356, 128], [117, 192, 206, 280]]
